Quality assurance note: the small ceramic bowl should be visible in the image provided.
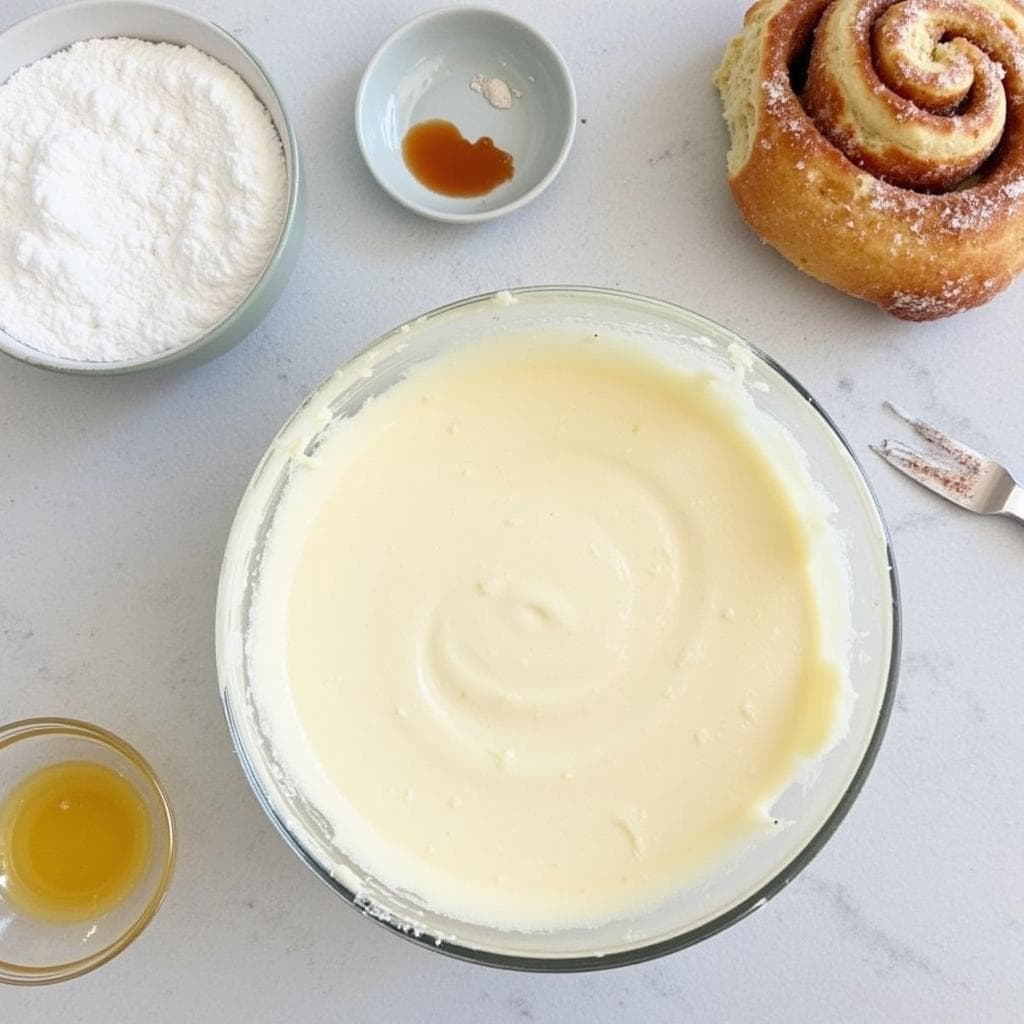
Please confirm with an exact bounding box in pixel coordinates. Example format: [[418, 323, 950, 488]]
[[0, 0, 305, 375], [0, 718, 175, 985], [356, 6, 576, 222]]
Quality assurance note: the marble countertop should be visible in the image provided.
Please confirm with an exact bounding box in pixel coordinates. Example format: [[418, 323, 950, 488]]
[[2, 0, 1022, 1019]]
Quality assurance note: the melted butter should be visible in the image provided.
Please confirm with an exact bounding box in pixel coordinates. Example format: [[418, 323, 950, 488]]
[[250, 333, 848, 931], [0, 761, 151, 922]]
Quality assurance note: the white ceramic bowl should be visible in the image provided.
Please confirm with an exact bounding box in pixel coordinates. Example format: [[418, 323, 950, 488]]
[[356, 6, 576, 222], [0, 0, 305, 375]]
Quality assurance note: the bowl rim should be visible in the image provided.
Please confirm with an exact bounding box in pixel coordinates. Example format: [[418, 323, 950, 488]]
[[0, 0, 304, 376], [217, 285, 901, 972], [0, 717, 177, 985], [354, 4, 578, 224]]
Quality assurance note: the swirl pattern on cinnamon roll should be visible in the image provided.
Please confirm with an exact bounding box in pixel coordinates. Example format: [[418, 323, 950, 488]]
[[715, 0, 1024, 320]]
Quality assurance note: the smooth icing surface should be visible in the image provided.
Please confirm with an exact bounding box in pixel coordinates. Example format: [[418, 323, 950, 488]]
[[247, 332, 849, 931]]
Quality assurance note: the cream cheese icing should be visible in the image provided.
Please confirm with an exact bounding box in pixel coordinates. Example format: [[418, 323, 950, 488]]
[[245, 330, 851, 931]]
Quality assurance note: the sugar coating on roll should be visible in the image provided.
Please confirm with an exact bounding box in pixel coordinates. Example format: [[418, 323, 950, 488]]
[[715, 0, 1024, 320]]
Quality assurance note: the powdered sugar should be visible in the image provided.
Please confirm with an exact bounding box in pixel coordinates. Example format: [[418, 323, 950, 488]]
[[0, 38, 287, 362], [761, 72, 789, 108], [470, 73, 519, 110], [866, 172, 1024, 234], [1003, 177, 1024, 200], [888, 276, 980, 319]]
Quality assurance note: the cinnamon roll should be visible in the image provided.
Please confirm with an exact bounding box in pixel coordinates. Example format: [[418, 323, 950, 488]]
[[714, 0, 1024, 320]]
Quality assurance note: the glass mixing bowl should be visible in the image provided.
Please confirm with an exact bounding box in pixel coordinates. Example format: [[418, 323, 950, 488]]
[[216, 287, 899, 970]]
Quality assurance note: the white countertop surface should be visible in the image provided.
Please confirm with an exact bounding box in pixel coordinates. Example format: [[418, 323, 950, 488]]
[[2, 0, 1022, 1019]]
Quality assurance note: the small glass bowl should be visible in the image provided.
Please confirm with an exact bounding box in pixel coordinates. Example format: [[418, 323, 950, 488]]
[[0, 718, 175, 985]]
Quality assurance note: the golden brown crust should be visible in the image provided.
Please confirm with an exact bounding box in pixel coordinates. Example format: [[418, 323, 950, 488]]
[[715, 0, 1024, 320]]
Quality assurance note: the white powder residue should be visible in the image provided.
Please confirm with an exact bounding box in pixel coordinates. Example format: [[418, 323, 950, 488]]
[[889, 278, 969, 319], [760, 72, 788, 108], [1003, 177, 1024, 200], [0, 37, 287, 362], [470, 73, 520, 110]]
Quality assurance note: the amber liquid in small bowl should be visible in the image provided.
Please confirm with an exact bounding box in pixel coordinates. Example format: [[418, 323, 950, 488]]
[[402, 119, 514, 197], [0, 761, 151, 923]]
